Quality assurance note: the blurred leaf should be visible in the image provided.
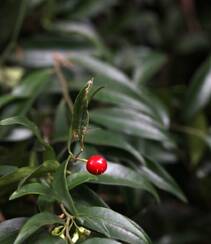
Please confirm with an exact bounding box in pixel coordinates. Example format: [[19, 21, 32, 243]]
[[90, 108, 169, 141], [70, 161, 158, 200], [141, 159, 187, 202], [52, 161, 77, 215], [53, 99, 69, 140], [187, 113, 207, 167], [0, 161, 58, 190], [69, 53, 130, 84], [85, 128, 145, 163], [0, 116, 55, 159], [184, 56, 211, 120], [81, 237, 121, 244], [70, 0, 118, 18], [14, 212, 64, 244], [0, 165, 17, 176], [133, 51, 166, 85], [49, 21, 104, 51], [77, 206, 151, 244], [9, 183, 52, 200], [0, 217, 27, 244]]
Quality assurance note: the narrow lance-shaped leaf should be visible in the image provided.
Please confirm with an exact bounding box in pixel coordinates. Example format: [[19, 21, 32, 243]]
[[52, 161, 77, 215], [14, 212, 64, 244], [183, 56, 211, 120], [69, 162, 158, 201], [77, 206, 151, 244], [9, 183, 53, 200], [69, 79, 93, 150], [0, 116, 55, 159]]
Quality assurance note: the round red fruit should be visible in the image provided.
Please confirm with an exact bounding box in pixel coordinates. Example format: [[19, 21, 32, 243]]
[[86, 155, 107, 175]]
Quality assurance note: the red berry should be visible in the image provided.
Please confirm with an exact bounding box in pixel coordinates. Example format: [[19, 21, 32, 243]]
[[86, 155, 107, 175]]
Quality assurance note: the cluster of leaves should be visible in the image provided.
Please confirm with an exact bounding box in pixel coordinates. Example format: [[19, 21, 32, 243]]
[[1, 0, 211, 243]]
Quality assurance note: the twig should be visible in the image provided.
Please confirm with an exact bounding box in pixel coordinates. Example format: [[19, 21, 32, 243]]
[[53, 54, 74, 114]]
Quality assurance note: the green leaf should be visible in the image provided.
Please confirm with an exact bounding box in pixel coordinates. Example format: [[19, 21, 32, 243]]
[[17, 160, 59, 189], [0, 217, 27, 244], [9, 183, 52, 200], [69, 162, 158, 200], [183, 56, 211, 120], [53, 99, 69, 140], [81, 237, 121, 244], [14, 212, 64, 244], [49, 21, 104, 51], [0, 161, 58, 190], [72, 185, 108, 208], [0, 95, 25, 111], [70, 79, 93, 149], [133, 51, 166, 85], [12, 70, 51, 115], [0, 165, 17, 176], [28, 232, 66, 244], [68, 172, 97, 190], [85, 128, 145, 163], [0, 116, 55, 159], [187, 113, 207, 167], [90, 108, 169, 141], [141, 159, 187, 202], [77, 206, 151, 244], [69, 54, 130, 84], [52, 161, 77, 215]]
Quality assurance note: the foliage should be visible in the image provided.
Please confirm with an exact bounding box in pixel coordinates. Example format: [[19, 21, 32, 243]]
[[0, 0, 211, 243]]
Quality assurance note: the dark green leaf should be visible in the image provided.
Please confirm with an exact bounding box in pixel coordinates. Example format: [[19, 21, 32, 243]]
[[85, 128, 145, 163], [141, 159, 187, 202], [52, 161, 77, 215], [0, 116, 55, 159], [81, 237, 121, 244], [0, 165, 17, 176], [70, 162, 158, 200], [90, 108, 169, 141], [14, 212, 64, 244], [183, 56, 211, 120], [70, 79, 93, 149], [77, 206, 151, 244], [9, 183, 52, 200]]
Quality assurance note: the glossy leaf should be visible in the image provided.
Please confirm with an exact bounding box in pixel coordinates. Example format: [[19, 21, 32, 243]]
[[69, 162, 158, 200], [141, 159, 187, 202], [85, 128, 145, 163], [77, 206, 151, 244], [69, 53, 131, 84], [9, 183, 52, 200], [184, 56, 211, 120], [52, 161, 77, 215], [14, 212, 64, 244], [90, 108, 169, 141]]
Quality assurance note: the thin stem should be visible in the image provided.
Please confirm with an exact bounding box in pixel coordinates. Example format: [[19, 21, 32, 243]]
[[171, 124, 206, 139], [53, 55, 74, 114]]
